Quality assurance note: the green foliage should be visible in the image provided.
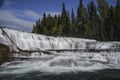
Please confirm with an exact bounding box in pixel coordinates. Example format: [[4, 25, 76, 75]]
[[107, 6, 115, 40], [97, 0, 109, 20], [113, 0, 120, 41], [32, 0, 120, 41], [76, 0, 88, 38], [61, 3, 70, 36]]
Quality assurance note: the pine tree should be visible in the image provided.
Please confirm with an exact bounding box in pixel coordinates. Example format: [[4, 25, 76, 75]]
[[71, 8, 76, 36], [88, 1, 97, 21], [61, 2, 70, 36], [32, 19, 41, 33], [57, 15, 63, 36], [36, 19, 41, 33], [71, 8, 75, 25], [97, 0, 109, 20], [32, 0, 119, 41], [41, 12, 48, 35], [87, 1, 98, 39], [32, 24, 36, 33], [97, 0, 109, 41], [113, 0, 120, 40], [76, 0, 83, 22], [76, 0, 88, 37], [46, 14, 54, 35], [104, 6, 114, 41]]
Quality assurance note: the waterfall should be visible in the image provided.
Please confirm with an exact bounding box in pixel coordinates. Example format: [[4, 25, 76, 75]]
[[0, 28, 120, 74], [0, 28, 120, 52], [0, 28, 96, 51], [1, 52, 120, 74]]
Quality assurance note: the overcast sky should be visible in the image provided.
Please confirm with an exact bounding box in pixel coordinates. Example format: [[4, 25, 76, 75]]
[[0, 0, 117, 32]]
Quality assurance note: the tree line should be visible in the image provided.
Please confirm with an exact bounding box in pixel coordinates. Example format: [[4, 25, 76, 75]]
[[32, 0, 120, 41]]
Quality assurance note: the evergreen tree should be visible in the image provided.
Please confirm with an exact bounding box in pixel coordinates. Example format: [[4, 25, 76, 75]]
[[97, 0, 109, 20], [32, 19, 41, 34], [104, 6, 114, 41], [76, 0, 83, 22], [113, 0, 120, 40], [87, 1, 97, 21], [32, 0, 119, 41], [41, 12, 48, 35], [51, 15, 58, 36], [32, 24, 36, 33], [61, 2, 67, 25], [61, 2, 70, 36], [57, 15, 63, 36], [97, 0, 109, 40], [76, 0, 88, 37], [36, 19, 41, 33], [51, 14, 63, 36], [46, 14, 54, 35], [87, 0, 98, 39], [71, 8, 76, 36], [71, 8, 75, 25]]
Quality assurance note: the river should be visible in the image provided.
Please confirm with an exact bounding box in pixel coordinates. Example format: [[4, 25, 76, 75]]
[[0, 69, 120, 80], [0, 28, 120, 80], [0, 52, 120, 80]]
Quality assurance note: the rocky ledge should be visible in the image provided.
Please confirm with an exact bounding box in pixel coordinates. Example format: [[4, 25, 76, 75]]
[[0, 43, 10, 64]]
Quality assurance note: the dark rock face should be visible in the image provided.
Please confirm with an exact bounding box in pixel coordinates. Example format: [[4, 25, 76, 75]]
[[0, 43, 10, 64]]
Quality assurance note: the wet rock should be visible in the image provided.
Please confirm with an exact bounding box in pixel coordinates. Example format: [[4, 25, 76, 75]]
[[0, 43, 10, 64]]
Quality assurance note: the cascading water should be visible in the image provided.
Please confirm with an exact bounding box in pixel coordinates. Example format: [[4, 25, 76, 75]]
[[0, 28, 96, 51], [1, 52, 120, 74], [0, 28, 120, 75]]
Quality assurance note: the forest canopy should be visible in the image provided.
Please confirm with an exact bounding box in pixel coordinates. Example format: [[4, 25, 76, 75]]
[[32, 0, 120, 41]]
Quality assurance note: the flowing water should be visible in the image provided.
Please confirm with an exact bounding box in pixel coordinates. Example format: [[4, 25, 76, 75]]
[[0, 28, 120, 80], [0, 52, 120, 80]]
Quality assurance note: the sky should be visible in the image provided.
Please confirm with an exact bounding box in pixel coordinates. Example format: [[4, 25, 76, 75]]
[[0, 0, 117, 32]]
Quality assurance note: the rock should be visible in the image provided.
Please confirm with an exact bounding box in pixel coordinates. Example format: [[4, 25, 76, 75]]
[[0, 43, 10, 64]]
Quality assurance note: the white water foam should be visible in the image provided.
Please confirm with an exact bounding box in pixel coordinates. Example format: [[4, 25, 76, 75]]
[[0, 28, 120, 74], [0, 52, 120, 74], [0, 28, 96, 51]]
